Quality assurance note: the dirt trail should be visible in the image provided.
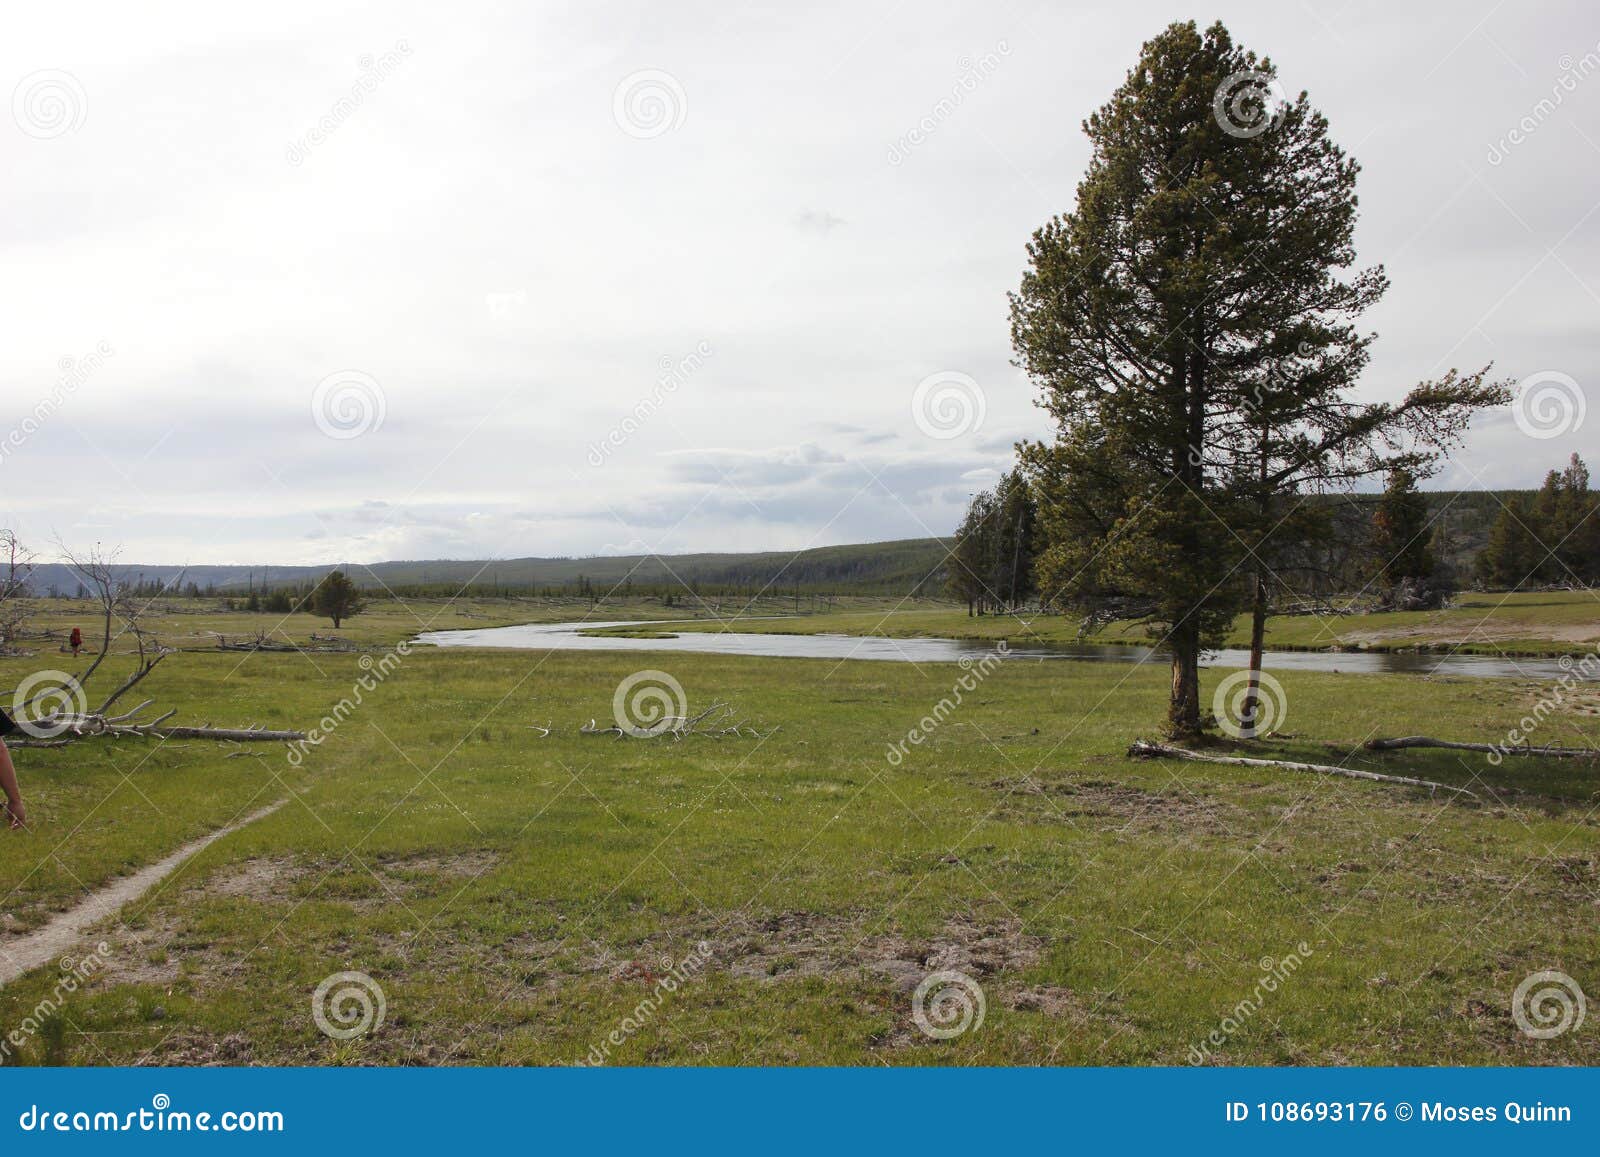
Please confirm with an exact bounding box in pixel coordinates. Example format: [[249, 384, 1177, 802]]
[[0, 800, 285, 988]]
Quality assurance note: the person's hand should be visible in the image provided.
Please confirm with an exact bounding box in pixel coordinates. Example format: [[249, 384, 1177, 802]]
[[5, 798, 25, 830]]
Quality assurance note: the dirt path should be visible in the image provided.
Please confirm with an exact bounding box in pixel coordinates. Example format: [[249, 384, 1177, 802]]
[[0, 800, 285, 988]]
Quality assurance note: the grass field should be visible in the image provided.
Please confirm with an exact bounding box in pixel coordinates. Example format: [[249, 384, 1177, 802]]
[[0, 597, 1597, 1065]]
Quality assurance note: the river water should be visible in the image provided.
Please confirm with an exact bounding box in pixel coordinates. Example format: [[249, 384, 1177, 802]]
[[413, 620, 1596, 681]]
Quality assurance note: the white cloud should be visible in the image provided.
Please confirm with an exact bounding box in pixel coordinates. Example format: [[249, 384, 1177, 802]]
[[1, 0, 1594, 563]]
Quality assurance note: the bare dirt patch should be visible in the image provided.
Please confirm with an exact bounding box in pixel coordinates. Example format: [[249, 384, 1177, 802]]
[[442, 908, 1054, 1002], [146, 1030, 256, 1066], [201, 856, 312, 900], [0, 802, 285, 990], [1341, 623, 1599, 646], [711, 910, 1045, 989], [987, 776, 1244, 836], [1529, 686, 1600, 719], [90, 849, 504, 992], [191, 849, 502, 907], [374, 850, 501, 885]]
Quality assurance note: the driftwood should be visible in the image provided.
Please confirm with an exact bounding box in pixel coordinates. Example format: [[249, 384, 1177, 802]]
[[16, 699, 306, 745], [212, 632, 356, 654], [150, 725, 306, 741], [5, 547, 307, 748], [1366, 735, 1597, 759], [1128, 740, 1479, 800], [580, 701, 775, 740], [213, 632, 299, 653]]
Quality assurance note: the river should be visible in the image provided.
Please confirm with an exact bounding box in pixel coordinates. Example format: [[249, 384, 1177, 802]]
[[413, 620, 1596, 681]]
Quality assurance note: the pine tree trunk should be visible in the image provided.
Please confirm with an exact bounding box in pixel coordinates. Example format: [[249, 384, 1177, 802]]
[[1239, 570, 1268, 738], [1168, 623, 1202, 739]]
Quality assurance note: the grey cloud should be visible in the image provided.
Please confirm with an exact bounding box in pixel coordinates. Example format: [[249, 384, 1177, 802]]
[[1, 0, 1591, 563]]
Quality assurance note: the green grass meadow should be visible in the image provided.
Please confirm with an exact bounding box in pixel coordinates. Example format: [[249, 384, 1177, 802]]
[[0, 598, 1596, 1066]]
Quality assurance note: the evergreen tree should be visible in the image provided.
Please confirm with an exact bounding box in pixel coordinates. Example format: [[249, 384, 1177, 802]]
[[990, 471, 1039, 610], [1011, 20, 1505, 736], [310, 570, 366, 629], [947, 490, 999, 614], [946, 473, 1040, 615], [1369, 467, 1435, 600], [1475, 499, 1539, 589], [1529, 468, 1567, 583], [1547, 454, 1596, 583]]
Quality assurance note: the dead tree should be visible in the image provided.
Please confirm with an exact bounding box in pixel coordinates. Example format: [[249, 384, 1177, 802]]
[[6, 543, 305, 747], [1366, 735, 1597, 759], [580, 701, 776, 740], [0, 530, 35, 655], [1128, 740, 1478, 799]]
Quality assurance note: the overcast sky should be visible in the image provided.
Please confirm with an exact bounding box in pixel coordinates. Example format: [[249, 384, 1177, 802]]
[[3, 0, 1596, 565]]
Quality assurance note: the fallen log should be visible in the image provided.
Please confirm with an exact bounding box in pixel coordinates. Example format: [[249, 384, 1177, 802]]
[[148, 725, 307, 741], [214, 638, 299, 652], [1128, 740, 1479, 799], [13, 709, 305, 744], [579, 701, 775, 740], [1365, 735, 1597, 759]]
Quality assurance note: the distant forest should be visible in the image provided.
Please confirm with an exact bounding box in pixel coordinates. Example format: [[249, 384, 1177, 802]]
[[947, 455, 1599, 615], [15, 468, 1596, 608], [20, 538, 953, 602]]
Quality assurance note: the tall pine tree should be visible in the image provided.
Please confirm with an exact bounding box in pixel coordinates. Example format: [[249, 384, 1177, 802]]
[[1012, 20, 1505, 737]]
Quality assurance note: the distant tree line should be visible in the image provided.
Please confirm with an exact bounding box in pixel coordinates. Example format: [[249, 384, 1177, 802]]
[[945, 472, 1039, 614], [1475, 454, 1600, 588], [947, 451, 1598, 620]]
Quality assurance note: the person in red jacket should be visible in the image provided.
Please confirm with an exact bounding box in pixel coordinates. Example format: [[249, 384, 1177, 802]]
[[68, 626, 83, 657], [0, 707, 24, 830]]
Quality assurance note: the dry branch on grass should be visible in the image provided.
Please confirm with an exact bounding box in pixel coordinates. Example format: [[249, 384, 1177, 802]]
[[6, 543, 307, 748], [211, 633, 301, 653], [1365, 735, 1597, 759], [580, 701, 777, 740], [9, 699, 307, 746], [1128, 740, 1479, 800]]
